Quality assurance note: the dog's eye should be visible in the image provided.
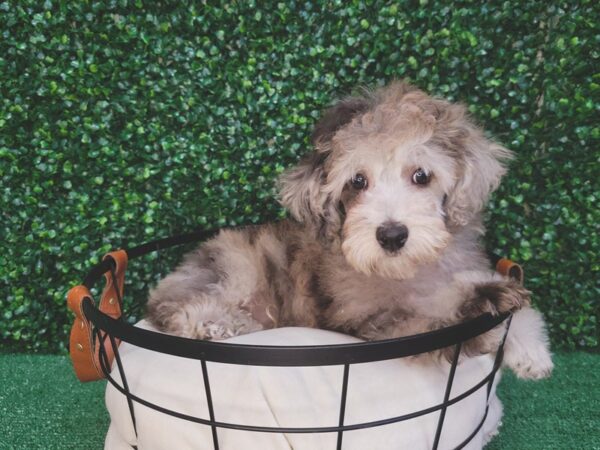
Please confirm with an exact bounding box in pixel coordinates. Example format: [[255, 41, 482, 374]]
[[351, 173, 368, 190], [412, 168, 431, 186]]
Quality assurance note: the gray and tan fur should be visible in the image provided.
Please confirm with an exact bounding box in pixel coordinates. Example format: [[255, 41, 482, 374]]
[[147, 82, 552, 379]]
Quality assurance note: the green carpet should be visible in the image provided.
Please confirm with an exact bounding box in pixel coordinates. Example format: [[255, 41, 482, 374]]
[[0, 353, 597, 449]]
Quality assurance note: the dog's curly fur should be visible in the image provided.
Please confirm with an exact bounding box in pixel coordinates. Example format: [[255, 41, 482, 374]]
[[146, 82, 553, 379]]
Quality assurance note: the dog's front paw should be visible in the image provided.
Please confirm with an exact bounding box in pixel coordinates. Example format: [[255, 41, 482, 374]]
[[192, 320, 234, 340], [473, 280, 531, 316], [504, 338, 554, 380]]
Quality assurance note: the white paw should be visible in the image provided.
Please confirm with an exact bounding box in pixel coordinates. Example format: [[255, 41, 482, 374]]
[[193, 309, 264, 341], [504, 341, 554, 380], [167, 297, 263, 340], [195, 320, 235, 340]]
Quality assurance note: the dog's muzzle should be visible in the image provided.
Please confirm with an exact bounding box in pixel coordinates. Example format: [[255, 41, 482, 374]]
[[376, 222, 409, 252]]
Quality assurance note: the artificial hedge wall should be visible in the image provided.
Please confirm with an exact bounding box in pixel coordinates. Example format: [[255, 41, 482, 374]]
[[1, 1, 597, 353]]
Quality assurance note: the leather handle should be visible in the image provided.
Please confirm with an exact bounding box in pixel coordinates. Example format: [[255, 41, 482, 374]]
[[495, 257, 524, 284], [67, 250, 128, 382], [100, 250, 128, 318], [67, 285, 102, 381]]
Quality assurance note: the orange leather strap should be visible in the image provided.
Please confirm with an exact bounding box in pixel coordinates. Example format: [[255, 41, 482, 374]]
[[100, 250, 128, 318], [495, 257, 524, 284], [67, 250, 128, 382], [67, 285, 100, 381]]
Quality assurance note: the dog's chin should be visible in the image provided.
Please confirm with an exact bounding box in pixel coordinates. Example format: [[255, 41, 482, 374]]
[[341, 221, 452, 280], [342, 246, 426, 280]]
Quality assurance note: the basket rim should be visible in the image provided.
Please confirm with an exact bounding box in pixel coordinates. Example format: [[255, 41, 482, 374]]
[[85, 300, 508, 366], [80, 227, 510, 367]]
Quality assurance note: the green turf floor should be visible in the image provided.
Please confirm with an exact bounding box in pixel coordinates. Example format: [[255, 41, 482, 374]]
[[0, 353, 598, 449]]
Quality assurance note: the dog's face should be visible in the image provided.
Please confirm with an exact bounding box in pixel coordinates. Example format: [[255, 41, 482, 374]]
[[330, 106, 456, 279], [280, 82, 512, 279]]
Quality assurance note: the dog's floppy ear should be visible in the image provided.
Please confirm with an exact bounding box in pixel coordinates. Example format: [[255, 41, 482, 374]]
[[445, 130, 513, 226], [279, 96, 369, 232], [278, 151, 330, 224]]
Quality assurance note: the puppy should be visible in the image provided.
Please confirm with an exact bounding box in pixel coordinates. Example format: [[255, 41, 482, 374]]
[[146, 81, 552, 379]]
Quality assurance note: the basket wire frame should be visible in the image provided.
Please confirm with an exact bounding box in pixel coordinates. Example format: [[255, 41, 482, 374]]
[[81, 231, 513, 450]]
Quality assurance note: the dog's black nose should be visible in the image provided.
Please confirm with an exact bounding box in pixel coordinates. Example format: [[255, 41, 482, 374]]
[[376, 223, 409, 252]]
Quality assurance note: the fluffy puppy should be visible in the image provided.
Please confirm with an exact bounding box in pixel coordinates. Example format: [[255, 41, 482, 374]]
[[146, 82, 552, 378]]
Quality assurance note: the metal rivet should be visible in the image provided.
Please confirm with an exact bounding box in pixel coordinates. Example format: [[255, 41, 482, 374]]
[[76, 343, 84, 351], [108, 297, 115, 305]]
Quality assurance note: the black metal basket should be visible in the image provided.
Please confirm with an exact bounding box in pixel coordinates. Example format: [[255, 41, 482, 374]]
[[72, 229, 512, 450]]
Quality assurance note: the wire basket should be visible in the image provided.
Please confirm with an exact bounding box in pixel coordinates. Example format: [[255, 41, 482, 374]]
[[67, 229, 516, 450]]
